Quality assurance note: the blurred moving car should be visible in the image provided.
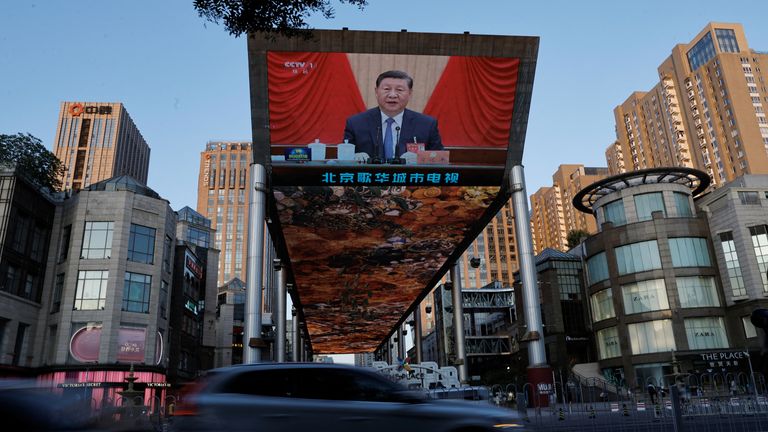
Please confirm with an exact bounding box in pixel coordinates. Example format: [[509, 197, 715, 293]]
[[171, 363, 526, 432], [0, 380, 94, 431]]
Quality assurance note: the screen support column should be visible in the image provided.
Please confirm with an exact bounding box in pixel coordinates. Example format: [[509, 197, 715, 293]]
[[511, 164, 553, 404], [245, 163, 267, 363]]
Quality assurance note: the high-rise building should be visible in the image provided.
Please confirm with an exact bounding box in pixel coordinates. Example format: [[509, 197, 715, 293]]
[[530, 165, 609, 254], [417, 200, 520, 342], [196, 142, 251, 286], [53, 102, 150, 191], [458, 200, 519, 290], [607, 23, 768, 188]]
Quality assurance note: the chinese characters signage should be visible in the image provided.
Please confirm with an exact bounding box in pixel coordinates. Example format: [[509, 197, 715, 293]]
[[320, 171, 459, 185]]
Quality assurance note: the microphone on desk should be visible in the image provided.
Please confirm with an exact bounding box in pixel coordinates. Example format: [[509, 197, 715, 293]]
[[367, 124, 385, 164], [395, 126, 401, 155]]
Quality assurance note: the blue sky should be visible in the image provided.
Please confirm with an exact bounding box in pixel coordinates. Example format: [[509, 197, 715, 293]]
[[1, 0, 767, 211]]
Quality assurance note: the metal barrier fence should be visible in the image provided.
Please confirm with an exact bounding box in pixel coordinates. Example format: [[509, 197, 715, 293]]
[[487, 374, 768, 432]]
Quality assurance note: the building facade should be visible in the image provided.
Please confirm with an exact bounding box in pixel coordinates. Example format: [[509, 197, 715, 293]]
[[512, 249, 594, 378], [530, 165, 609, 254], [606, 23, 768, 189], [573, 168, 733, 388], [697, 174, 768, 366], [0, 165, 58, 373], [53, 102, 150, 191], [33, 176, 175, 407], [195, 142, 251, 286]]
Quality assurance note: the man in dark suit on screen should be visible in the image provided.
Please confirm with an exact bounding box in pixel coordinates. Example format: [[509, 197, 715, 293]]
[[344, 70, 443, 162]]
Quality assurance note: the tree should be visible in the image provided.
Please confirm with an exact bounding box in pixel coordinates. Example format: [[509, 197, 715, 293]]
[[566, 229, 590, 249], [193, 0, 368, 38], [0, 133, 64, 191]]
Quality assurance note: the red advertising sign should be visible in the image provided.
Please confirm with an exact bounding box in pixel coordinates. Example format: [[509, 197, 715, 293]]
[[69, 325, 102, 363], [117, 327, 146, 363]]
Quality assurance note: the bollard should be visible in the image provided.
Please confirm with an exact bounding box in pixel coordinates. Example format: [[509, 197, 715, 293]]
[[558, 407, 564, 421], [654, 403, 661, 421], [588, 406, 596, 419], [622, 403, 629, 416]]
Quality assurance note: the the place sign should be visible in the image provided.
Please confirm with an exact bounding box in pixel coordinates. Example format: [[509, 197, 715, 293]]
[[698, 350, 748, 361]]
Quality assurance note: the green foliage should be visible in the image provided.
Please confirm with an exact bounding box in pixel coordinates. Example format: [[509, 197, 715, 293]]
[[566, 229, 591, 249], [193, 0, 368, 37], [0, 133, 64, 191]]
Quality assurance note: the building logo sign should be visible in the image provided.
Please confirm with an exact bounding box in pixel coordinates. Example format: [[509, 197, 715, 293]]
[[203, 154, 211, 184], [69, 103, 113, 117], [186, 254, 203, 279], [699, 350, 748, 361], [283, 61, 315, 75]]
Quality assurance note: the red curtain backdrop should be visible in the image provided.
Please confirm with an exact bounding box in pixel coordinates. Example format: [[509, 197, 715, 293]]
[[423, 56, 519, 148], [268, 52, 366, 145]]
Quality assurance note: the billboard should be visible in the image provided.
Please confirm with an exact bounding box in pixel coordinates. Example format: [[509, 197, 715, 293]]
[[249, 29, 538, 354], [267, 52, 519, 157]]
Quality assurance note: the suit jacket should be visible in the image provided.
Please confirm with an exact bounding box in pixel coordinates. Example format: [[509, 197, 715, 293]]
[[343, 108, 443, 158]]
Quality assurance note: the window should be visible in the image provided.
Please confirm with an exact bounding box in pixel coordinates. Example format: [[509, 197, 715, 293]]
[[669, 237, 711, 267], [58, 225, 71, 262], [51, 273, 65, 313], [749, 225, 768, 292], [685, 317, 728, 350], [163, 235, 173, 273], [615, 241, 661, 275], [603, 199, 626, 226], [635, 192, 666, 221], [687, 32, 716, 71], [673, 192, 693, 217], [719, 232, 746, 297], [11, 214, 31, 253], [123, 272, 151, 313], [30, 226, 47, 262], [81, 222, 113, 259], [628, 320, 675, 354], [74, 270, 108, 310], [621, 279, 669, 314], [596, 327, 621, 359], [738, 191, 760, 205], [743, 316, 757, 339], [586, 252, 609, 285], [677, 276, 720, 308], [2, 264, 21, 298], [591, 289, 615, 322], [160, 280, 168, 319], [12, 323, 28, 366], [128, 224, 156, 264], [715, 28, 740, 53]]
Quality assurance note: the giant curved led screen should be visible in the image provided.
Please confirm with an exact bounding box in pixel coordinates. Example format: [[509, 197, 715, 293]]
[[249, 29, 539, 354]]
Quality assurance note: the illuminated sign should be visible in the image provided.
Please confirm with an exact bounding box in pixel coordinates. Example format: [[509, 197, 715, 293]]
[[116, 327, 146, 363], [203, 154, 211, 184], [59, 382, 104, 388], [320, 171, 459, 186], [184, 299, 199, 315], [699, 350, 748, 361], [285, 147, 311, 162], [69, 103, 112, 117], [185, 254, 203, 279]]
